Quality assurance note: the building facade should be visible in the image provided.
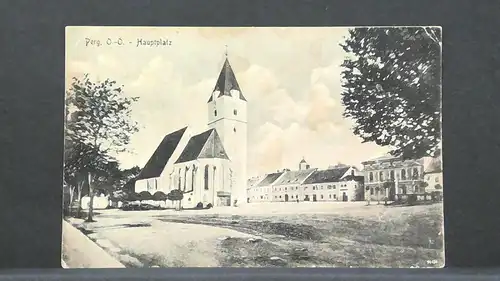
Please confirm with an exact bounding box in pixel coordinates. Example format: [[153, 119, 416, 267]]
[[423, 155, 443, 194], [301, 166, 364, 202], [248, 172, 284, 203], [362, 155, 425, 202], [271, 168, 316, 202]]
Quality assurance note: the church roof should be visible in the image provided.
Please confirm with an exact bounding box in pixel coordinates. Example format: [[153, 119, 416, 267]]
[[136, 127, 187, 180], [299, 158, 307, 164], [303, 167, 350, 184], [207, 58, 247, 102], [256, 172, 284, 187], [273, 169, 317, 186], [175, 128, 230, 164]]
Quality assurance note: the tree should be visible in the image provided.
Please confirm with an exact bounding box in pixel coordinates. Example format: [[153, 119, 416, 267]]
[[340, 27, 441, 160], [167, 189, 184, 211], [65, 74, 139, 222]]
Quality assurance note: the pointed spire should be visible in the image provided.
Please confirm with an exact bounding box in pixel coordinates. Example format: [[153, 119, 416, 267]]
[[207, 49, 247, 103]]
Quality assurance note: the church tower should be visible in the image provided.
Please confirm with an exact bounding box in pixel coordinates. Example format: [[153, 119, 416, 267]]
[[207, 52, 248, 205]]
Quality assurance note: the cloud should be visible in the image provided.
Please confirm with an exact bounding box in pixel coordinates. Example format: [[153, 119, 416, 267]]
[[66, 27, 390, 175]]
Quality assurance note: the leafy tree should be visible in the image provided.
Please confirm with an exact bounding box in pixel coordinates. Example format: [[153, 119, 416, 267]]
[[167, 189, 185, 211], [340, 27, 441, 159], [65, 74, 139, 222]]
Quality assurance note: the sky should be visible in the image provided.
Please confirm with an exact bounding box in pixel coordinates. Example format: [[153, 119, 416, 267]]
[[65, 27, 390, 177]]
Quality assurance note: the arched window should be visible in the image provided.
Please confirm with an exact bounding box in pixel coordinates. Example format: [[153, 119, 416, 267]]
[[401, 169, 406, 180], [213, 166, 217, 190], [379, 171, 384, 181], [214, 110, 217, 116], [351, 170, 355, 176], [204, 165, 209, 190], [369, 172, 373, 182], [413, 168, 419, 179], [233, 109, 238, 115], [390, 170, 395, 180], [191, 164, 196, 191], [178, 168, 182, 189]]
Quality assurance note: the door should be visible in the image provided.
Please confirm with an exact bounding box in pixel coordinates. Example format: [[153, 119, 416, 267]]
[[313, 194, 317, 202], [389, 186, 396, 201], [284, 194, 289, 202], [342, 192, 348, 202]]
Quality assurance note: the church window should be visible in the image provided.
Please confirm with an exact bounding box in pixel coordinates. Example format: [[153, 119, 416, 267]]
[[178, 168, 182, 190], [204, 165, 209, 190], [214, 110, 217, 116], [234, 109, 238, 115]]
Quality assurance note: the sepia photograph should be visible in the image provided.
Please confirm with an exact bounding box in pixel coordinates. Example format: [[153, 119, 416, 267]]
[[62, 26, 443, 268]]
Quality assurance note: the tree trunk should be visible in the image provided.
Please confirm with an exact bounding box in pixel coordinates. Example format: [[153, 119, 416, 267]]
[[86, 172, 95, 222], [68, 185, 75, 215], [76, 181, 83, 218]]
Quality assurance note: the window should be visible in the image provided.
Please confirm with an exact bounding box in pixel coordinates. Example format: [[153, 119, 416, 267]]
[[279, 196, 282, 198], [204, 165, 209, 190], [291, 195, 294, 199], [390, 170, 395, 180], [320, 195, 324, 199], [329, 194, 332, 199], [333, 194, 337, 199], [370, 188, 374, 195], [401, 169, 406, 180], [233, 127, 236, 133], [435, 177, 439, 183], [413, 168, 419, 179], [285, 187, 287, 191], [260, 196, 263, 199], [379, 171, 384, 181], [178, 168, 182, 190], [427, 176, 431, 181], [214, 110, 217, 116], [351, 170, 355, 176], [369, 172, 374, 182], [333, 185, 336, 189], [234, 109, 237, 115]]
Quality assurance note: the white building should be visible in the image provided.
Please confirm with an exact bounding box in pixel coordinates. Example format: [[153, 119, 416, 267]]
[[134, 55, 248, 208], [301, 166, 364, 202], [248, 172, 285, 203], [423, 155, 443, 194], [271, 168, 317, 202]]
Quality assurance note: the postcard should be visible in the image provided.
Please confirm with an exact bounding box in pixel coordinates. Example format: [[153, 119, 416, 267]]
[[62, 26, 443, 268]]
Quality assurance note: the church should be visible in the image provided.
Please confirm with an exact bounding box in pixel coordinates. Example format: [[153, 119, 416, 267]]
[[134, 54, 248, 208]]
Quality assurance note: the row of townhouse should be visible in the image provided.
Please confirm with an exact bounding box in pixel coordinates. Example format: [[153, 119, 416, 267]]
[[247, 159, 365, 203]]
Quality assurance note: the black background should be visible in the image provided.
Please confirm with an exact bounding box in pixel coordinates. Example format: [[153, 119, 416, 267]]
[[0, 0, 499, 279]]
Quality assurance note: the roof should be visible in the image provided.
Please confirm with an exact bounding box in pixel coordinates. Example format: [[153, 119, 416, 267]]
[[303, 167, 350, 184], [362, 154, 399, 164], [207, 58, 247, 102], [424, 157, 442, 174], [175, 128, 229, 163], [256, 172, 284, 187], [299, 158, 307, 164], [273, 169, 317, 186], [247, 176, 264, 188], [136, 127, 187, 180]]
